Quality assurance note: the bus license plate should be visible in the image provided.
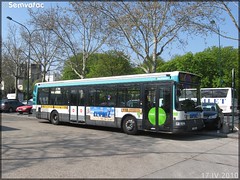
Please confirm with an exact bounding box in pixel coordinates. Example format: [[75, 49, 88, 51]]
[[192, 127, 197, 130]]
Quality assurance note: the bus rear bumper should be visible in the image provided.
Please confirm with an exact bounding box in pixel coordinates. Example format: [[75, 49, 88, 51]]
[[172, 119, 204, 133]]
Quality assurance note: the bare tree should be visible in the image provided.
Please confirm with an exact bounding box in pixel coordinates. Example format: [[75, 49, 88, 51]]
[[92, 1, 224, 73], [2, 25, 26, 99], [21, 28, 64, 82], [69, 2, 111, 78], [28, 2, 110, 79], [207, 1, 239, 41], [218, 1, 239, 35], [24, 1, 233, 77], [12, 8, 64, 82], [1, 54, 15, 97]]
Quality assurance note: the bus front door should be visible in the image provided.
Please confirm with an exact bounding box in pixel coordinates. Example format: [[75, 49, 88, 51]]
[[143, 84, 172, 132]]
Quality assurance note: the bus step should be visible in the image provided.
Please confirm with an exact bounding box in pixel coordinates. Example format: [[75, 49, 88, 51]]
[[70, 120, 85, 124]]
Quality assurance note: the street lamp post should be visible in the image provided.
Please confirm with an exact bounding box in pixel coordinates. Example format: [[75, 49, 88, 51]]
[[210, 20, 222, 87], [7, 16, 31, 104]]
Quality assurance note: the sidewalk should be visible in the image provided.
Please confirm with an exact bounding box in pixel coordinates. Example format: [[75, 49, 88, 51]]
[[195, 127, 239, 139]]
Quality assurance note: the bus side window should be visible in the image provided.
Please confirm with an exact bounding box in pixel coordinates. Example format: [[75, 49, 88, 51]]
[[70, 89, 78, 106], [162, 97, 170, 113], [79, 90, 85, 106], [88, 89, 100, 106], [160, 89, 171, 113], [38, 88, 49, 105]]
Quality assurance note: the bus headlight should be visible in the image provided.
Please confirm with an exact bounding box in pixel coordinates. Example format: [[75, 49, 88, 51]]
[[176, 121, 186, 126]]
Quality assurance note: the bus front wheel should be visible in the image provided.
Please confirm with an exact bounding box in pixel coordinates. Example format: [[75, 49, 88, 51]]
[[51, 111, 60, 125], [122, 116, 138, 135]]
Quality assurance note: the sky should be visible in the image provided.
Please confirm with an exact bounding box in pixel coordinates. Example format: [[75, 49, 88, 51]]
[[1, 1, 239, 61]]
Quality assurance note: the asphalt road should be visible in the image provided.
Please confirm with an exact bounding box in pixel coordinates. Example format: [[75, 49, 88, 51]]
[[1, 113, 239, 179]]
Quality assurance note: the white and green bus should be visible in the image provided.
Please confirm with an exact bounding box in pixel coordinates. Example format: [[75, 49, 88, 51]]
[[33, 71, 204, 134]]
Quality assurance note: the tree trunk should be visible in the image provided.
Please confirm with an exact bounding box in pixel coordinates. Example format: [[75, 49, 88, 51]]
[[152, 36, 158, 73]]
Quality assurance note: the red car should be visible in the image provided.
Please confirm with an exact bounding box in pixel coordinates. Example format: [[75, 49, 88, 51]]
[[16, 101, 33, 114]]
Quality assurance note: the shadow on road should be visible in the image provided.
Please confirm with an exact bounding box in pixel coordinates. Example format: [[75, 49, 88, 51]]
[[37, 120, 224, 141], [1, 125, 20, 131]]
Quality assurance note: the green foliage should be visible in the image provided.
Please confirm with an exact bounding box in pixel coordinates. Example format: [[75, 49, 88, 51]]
[[192, 49, 219, 87], [62, 54, 83, 80], [87, 51, 132, 77], [193, 46, 238, 88], [217, 47, 238, 87], [131, 66, 146, 74], [158, 53, 194, 72], [157, 46, 238, 92], [62, 51, 135, 79]]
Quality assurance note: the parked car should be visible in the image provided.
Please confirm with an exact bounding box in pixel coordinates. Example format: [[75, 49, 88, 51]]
[[22, 98, 33, 105], [0, 99, 24, 113], [16, 101, 33, 114], [202, 103, 224, 129]]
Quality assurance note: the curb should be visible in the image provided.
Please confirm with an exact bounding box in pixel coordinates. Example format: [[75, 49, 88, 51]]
[[195, 130, 239, 139], [226, 131, 239, 139]]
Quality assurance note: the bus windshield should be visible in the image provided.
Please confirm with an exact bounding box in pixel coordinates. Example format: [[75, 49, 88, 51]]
[[176, 85, 201, 111]]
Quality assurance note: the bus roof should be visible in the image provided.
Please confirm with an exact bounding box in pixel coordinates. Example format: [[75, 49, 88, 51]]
[[36, 71, 199, 88], [201, 87, 232, 90]]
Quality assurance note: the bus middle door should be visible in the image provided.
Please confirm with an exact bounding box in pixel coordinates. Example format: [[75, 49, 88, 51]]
[[69, 88, 86, 123], [69, 88, 78, 122]]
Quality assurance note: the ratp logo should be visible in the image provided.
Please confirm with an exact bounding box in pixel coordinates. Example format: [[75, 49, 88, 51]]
[[9, 2, 44, 8]]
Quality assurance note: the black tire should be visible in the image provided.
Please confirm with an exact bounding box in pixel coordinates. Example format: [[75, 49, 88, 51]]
[[28, 109, 32, 114], [8, 107, 13, 113], [122, 116, 138, 135], [50, 111, 60, 125], [216, 119, 222, 130]]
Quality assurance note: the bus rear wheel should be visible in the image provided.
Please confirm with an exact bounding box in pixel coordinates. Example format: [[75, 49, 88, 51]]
[[122, 116, 138, 135], [51, 111, 60, 125]]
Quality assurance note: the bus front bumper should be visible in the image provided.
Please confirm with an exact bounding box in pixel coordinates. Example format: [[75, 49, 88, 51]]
[[172, 119, 204, 133]]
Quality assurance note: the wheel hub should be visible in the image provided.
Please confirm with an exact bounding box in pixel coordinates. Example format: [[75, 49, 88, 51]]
[[126, 119, 134, 131]]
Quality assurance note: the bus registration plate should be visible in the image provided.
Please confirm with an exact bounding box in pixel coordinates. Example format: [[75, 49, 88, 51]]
[[192, 127, 197, 130]]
